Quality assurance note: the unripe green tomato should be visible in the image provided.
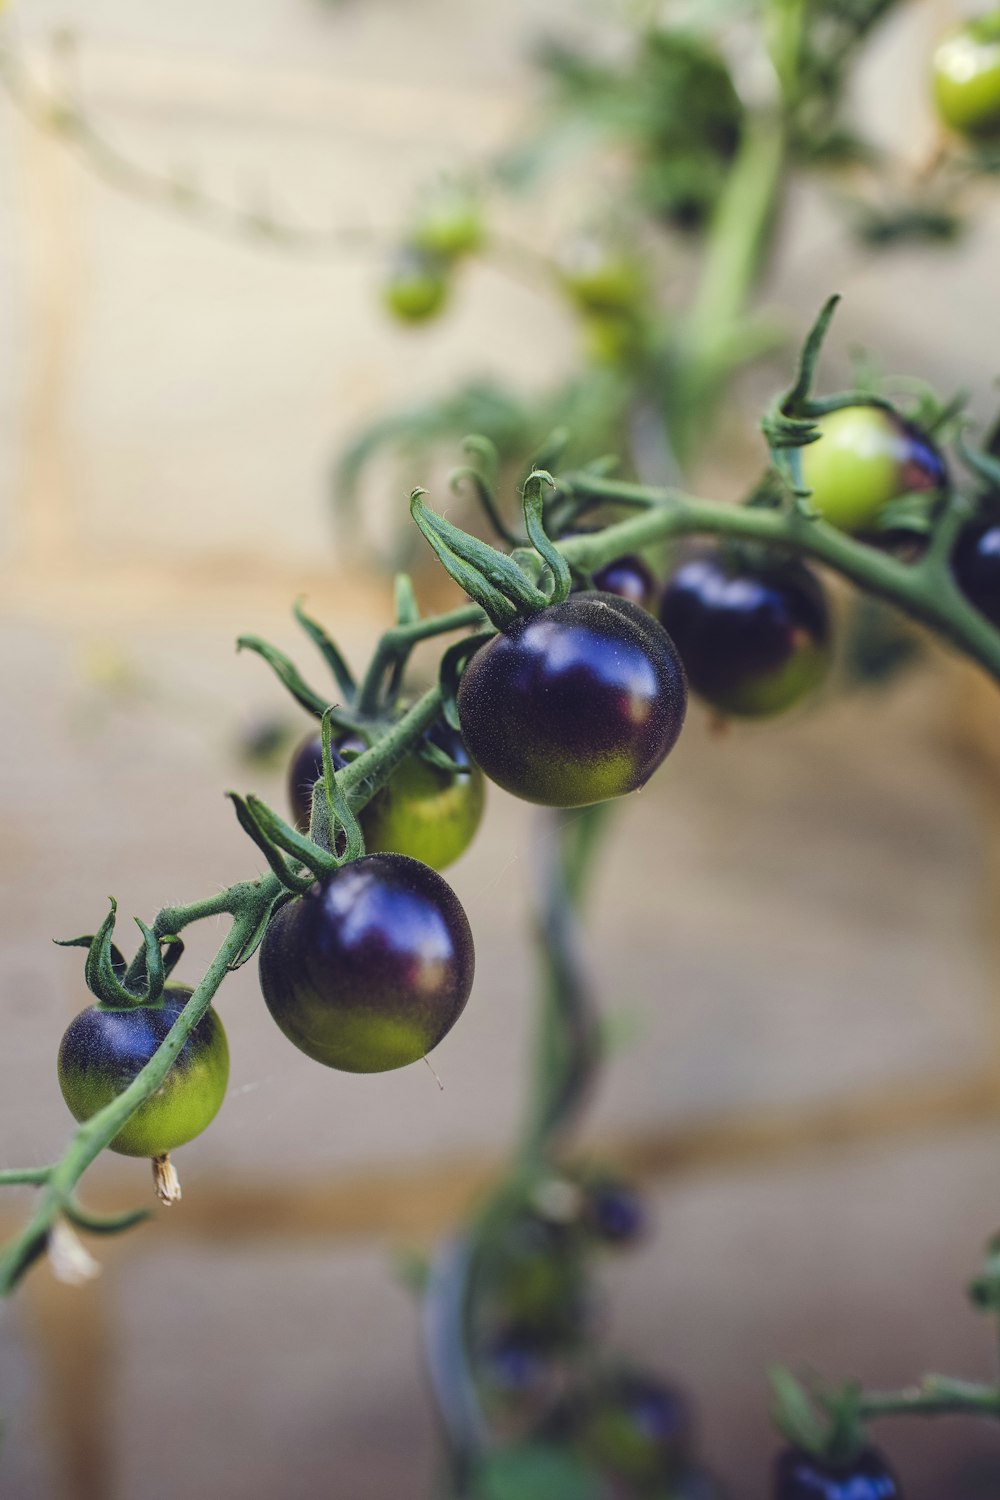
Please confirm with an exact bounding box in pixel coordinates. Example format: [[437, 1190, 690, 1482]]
[[560, 242, 646, 319], [933, 12, 1000, 141], [411, 192, 484, 260], [383, 249, 449, 323], [57, 986, 229, 1158], [288, 724, 485, 871], [800, 405, 947, 533]]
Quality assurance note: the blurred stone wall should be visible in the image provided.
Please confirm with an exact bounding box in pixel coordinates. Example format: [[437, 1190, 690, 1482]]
[[3, 2, 1000, 1498]]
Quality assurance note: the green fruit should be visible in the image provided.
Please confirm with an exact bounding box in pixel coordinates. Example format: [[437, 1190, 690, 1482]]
[[383, 249, 449, 323], [411, 191, 484, 260], [933, 12, 1000, 140], [800, 405, 947, 533]]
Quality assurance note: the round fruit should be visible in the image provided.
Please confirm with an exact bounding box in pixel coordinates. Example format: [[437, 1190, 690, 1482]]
[[774, 1447, 902, 1499], [952, 518, 1000, 627], [580, 1370, 691, 1485], [288, 724, 485, 871], [933, 12, 1000, 141], [457, 593, 687, 808], [560, 242, 646, 318], [659, 552, 831, 719], [383, 248, 449, 323], [57, 986, 229, 1158], [583, 1177, 647, 1246], [800, 406, 947, 533], [258, 853, 474, 1073], [591, 554, 658, 611]]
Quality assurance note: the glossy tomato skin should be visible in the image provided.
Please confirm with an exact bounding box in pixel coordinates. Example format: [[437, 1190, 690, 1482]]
[[774, 1447, 902, 1499], [288, 724, 485, 870], [591, 554, 659, 611], [258, 853, 474, 1073], [933, 13, 1000, 140], [659, 553, 831, 718], [457, 593, 687, 808], [800, 406, 947, 534], [57, 986, 229, 1157], [951, 520, 1000, 628]]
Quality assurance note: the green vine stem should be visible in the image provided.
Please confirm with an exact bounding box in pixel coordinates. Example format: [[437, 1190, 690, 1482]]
[[856, 1377, 1000, 1421], [4, 452, 1000, 1296], [556, 479, 1000, 684], [0, 677, 453, 1296]]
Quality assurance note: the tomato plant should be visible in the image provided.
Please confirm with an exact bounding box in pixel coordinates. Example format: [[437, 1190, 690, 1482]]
[[58, 986, 229, 1159], [658, 552, 831, 719], [258, 852, 475, 1073], [457, 594, 687, 807]]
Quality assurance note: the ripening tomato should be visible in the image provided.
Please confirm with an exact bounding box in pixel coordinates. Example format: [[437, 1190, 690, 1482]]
[[288, 723, 485, 871], [457, 593, 687, 807], [258, 853, 474, 1073], [773, 1447, 902, 1499], [579, 1370, 692, 1486], [659, 552, 831, 718], [57, 986, 229, 1157], [800, 405, 947, 534]]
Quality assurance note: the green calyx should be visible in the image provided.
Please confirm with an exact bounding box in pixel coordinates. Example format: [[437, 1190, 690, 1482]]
[[55, 899, 184, 1009], [410, 473, 570, 631]]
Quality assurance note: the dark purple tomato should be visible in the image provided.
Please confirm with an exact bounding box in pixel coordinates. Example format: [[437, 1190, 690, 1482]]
[[591, 554, 659, 611], [580, 1370, 692, 1485], [258, 853, 475, 1073], [951, 520, 1000, 628], [774, 1447, 903, 1499], [482, 1329, 553, 1396], [584, 1177, 647, 1246], [659, 552, 831, 718], [57, 986, 229, 1158], [457, 593, 687, 807]]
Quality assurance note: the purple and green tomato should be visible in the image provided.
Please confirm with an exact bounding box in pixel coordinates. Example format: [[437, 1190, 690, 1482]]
[[57, 986, 229, 1157], [457, 593, 687, 808], [800, 406, 946, 534], [258, 852, 474, 1073]]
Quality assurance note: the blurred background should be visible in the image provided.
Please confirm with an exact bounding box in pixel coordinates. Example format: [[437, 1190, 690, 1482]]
[[3, 0, 1000, 1496]]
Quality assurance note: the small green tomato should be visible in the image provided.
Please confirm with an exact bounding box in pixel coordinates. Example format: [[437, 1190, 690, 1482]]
[[411, 190, 484, 261], [383, 248, 449, 324], [933, 12, 1000, 141], [800, 404, 947, 533]]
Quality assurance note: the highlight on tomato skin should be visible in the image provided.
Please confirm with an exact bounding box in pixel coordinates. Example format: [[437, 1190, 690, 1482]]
[[456, 592, 687, 809], [799, 405, 947, 535], [659, 551, 831, 720], [773, 1446, 904, 1500], [288, 723, 485, 872], [951, 518, 1000, 629], [57, 986, 229, 1158], [258, 852, 475, 1074]]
